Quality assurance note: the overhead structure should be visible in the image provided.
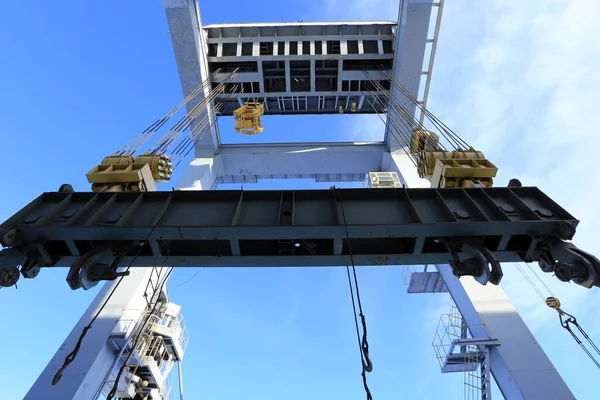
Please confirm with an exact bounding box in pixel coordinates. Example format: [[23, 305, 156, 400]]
[[163, 0, 441, 188]]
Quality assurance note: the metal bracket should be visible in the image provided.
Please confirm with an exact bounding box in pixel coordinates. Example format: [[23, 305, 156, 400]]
[[443, 237, 503, 285], [538, 237, 600, 288], [0, 266, 20, 287], [0, 241, 55, 286], [66, 242, 135, 290]]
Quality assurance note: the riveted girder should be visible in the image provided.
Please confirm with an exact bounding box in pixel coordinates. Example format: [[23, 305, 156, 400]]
[[1, 187, 598, 291]]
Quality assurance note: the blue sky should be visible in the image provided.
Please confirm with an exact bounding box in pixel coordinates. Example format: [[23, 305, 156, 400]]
[[2, 0, 600, 399]]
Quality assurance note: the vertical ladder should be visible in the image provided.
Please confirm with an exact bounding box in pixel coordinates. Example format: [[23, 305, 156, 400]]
[[480, 348, 492, 400]]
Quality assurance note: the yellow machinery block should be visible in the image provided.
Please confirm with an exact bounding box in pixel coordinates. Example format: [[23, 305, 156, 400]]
[[86, 160, 159, 192], [233, 102, 264, 135], [429, 158, 498, 189], [101, 153, 172, 183], [417, 149, 486, 180], [87, 152, 172, 192], [410, 130, 440, 155]]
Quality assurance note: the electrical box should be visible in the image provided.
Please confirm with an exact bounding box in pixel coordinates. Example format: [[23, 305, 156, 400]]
[[368, 172, 403, 188]]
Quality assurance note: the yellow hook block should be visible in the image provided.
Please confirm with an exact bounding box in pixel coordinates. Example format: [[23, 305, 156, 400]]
[[233, 102, 264, 135]]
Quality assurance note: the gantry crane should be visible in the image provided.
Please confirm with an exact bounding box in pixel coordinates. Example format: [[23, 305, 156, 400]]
[[3, 1, 600, 399], [2, 70, 600, 400]]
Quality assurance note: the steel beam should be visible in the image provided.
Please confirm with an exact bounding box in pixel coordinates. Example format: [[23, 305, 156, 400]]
[[162, 0, 219, 157], [0, 187, 579, 272], [386, 0, 434, 150], [216, 143, 386, 178]]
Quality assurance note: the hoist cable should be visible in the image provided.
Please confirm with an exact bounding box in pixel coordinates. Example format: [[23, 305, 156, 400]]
[[173, 90, 233, 156], [334, 188, 373, 400], [174, 84, 242, 162], [538, 281, 600, 369], [117, 75, 217, 156], [361, 93, 417, 168], [119, 82, 208, 156], [174, 101, 227, 164], [171, 102, 223, 157], [362, 83, 417, 143], [171, 104, 223, 167], [513, 262, 546, 301], [363, 73, 423, 135], [51, 241, 155, 386], [554, 308, 600, 369], [52, 198, 171, 388], [149, 71, 239, 156], [526, 263, 556, 298], [362, 92, 417, 163], [361, 95, 415, 166], [362, 70, 456, 153], [379, 70, 471, 150], [367, 70, 462, 151], [51, 269, 130, 386], [371, 68, 466, 151], [362, 92, 412, 146]]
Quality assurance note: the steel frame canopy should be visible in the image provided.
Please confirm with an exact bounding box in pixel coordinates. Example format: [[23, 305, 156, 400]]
[[162, 0, 442, 187]]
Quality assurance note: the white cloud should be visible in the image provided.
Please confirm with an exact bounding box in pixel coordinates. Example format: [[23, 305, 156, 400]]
[[434, 0, 600, 395]]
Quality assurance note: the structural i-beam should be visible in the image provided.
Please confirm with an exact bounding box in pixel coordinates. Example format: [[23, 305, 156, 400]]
[[162, 0, 219, 157], [2, 186, 597, 292]]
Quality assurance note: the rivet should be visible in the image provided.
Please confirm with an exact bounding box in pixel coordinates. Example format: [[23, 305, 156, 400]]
[[62, 207, 78, 218], [23, 214, 41, 224], [454, 210, 470, 219], [536, 208, 553, 218]]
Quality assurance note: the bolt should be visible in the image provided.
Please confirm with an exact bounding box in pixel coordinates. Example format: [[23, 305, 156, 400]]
[[0, 266, 20, 288], [508, 178, 522, 187], [2, 229, 19, 246], [453, 210, 470, 220], [501, 205, 515, 213], [536, 208, 553, 218]]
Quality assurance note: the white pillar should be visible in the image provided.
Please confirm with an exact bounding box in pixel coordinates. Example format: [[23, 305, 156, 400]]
[[176, 157, 222, 190], [25, 268, 166, 400], [384, 151, 575, 399], [385, 1, 433, 151], [162, 0, 219, 157]]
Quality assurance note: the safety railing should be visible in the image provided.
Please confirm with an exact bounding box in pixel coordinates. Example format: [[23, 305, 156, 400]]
[[431, 299, 486, 371]]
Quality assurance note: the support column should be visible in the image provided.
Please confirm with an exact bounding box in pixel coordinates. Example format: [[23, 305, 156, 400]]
[[175, 157, 223, 190], [381, 151, 422, 187], [383, 151, 575, 399], [162, 0, 219, 157], [25, 268, 167, 400], [385, 0, 433, 151]]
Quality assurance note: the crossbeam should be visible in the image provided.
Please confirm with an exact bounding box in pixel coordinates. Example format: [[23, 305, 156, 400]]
[[2, 186, 596, 289]]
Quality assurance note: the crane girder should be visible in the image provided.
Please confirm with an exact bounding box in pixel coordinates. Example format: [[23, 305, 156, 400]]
[[0, 187, 598, 291]]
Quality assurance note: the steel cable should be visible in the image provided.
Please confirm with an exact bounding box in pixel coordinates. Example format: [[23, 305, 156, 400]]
[[334, 188, 374, 400]]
